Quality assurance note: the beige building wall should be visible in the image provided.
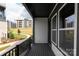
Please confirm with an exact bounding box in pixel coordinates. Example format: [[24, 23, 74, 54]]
[[0, 21, 7, 43]]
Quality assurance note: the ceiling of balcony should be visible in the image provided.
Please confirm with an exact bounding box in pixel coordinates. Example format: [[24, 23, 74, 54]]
[[23, 3, 56, 18]]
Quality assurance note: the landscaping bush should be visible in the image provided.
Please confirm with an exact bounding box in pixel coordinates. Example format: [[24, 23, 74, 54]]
[[8, 31, 15, 39]]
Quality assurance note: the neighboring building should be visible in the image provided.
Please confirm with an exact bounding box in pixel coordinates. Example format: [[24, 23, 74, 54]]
[[16, 20, 23, 28], [24, 19, 33, 27], [7, 20, 16, 29], [0, 5, 7, 43], [16, 19, 32, 28]]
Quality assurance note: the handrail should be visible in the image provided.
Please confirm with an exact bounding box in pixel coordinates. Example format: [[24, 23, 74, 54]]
[[0, 36, 32, 56], [0, 45, 16, 56]]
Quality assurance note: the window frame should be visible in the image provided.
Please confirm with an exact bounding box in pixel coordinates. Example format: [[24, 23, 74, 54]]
[[57, 3, 77, 56], [51, 13, 58, 46], [59, 4, 75, 29]]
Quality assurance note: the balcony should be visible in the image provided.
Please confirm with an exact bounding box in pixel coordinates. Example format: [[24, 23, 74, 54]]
[[0, 3, 79, 56], [0, 36, 32, 56]]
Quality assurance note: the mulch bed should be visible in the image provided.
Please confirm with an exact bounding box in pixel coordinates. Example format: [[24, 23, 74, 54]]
[[0, 39, 20, 45]]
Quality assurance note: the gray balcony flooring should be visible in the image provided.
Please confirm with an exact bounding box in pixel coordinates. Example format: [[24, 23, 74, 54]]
[[25, 43, 55, 56]]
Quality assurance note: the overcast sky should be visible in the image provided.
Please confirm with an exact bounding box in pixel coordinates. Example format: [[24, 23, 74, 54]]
[[5, 3, 32, 23]]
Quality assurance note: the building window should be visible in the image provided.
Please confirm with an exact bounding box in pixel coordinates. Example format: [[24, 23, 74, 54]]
[[0, 11, 4, 19], [58, 4, 75, 55], [51, 14, 57, 45], [18, 21, 22, 28]]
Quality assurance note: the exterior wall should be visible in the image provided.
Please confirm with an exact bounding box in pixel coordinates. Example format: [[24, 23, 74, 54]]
[[7, 21, 16, 29], [0, 5, 6, 43], [11, 22, 16, 28], [24, 20, 33, 27], [17, 20, 23, 28], [35, 18, 48, 43], [0, 21, 7, 43], [16, 20, 32, 28]]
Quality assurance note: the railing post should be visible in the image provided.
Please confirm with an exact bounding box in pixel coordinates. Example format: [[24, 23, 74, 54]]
[[29, 38, 32, 50], [15, 45, 19, 56]]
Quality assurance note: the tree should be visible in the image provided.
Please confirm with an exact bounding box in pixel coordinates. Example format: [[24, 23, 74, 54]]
[[17, 29, 21, 35]]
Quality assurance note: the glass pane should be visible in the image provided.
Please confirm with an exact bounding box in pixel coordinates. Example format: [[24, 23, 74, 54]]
[[59, 4, 74, 28], [0, 11, 4, 19], [59, 30, 74, 55], [65, 15, 75, 27], [52, 31, 57, 44], [52, 16, 57, 29]]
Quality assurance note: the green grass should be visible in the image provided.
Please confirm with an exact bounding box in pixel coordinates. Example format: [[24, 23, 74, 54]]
[[9, 31, 26, 40], [8, 27, 32, 40], [15, 34, 26, 40], [0, 45, 10, 51], [9, 27, 32, 36]]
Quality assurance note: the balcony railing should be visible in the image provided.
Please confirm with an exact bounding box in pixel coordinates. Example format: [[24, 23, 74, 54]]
[[0, 36, 32, 56]]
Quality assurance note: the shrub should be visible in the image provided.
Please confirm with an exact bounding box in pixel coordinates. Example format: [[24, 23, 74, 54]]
[[8, 31, 15, 39]]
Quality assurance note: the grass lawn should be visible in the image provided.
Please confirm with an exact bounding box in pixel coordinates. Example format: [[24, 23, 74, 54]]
[[0, 45, 10, 51], [8, 27, 32, 40], [9, 27, 32, 36]]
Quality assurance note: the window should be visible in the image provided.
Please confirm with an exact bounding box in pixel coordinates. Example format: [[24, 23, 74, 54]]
[[0, 11, 4, 19], [52, 16, 57, 29], [59, 30, 74, 55], [59, 4, 74, 28], [51, 14, 57, 45], [52, 31, 57, 44], [18, 21, 22, 28], [58, 4, 75, 56]]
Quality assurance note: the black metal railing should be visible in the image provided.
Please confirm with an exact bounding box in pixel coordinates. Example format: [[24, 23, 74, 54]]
[[0, 37, 32, 56]]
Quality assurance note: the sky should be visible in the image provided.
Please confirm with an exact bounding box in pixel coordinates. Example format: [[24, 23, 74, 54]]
[[5, 3, 33, 23], [65, 14, 75, 23]]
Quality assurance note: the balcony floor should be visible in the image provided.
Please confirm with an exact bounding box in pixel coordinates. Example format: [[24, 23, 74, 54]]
[[25, 43, 55, 56]]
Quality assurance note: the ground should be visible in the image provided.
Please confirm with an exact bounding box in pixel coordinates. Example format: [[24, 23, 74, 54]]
[[8, 27, 32, 40], [0, 45, 10, 51], [9, 27, 32, 35], [0, 27, 32, 51]]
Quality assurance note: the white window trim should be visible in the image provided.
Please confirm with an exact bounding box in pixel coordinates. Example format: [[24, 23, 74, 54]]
[[51, 29, 57, 31], [59, 28, 74, 30], [74, 3, 77, 56]]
